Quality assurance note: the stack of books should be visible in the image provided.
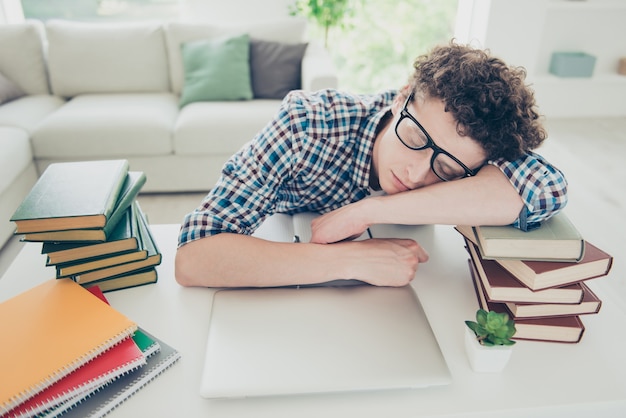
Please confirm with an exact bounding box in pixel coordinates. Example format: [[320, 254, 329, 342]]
[[0, 279, 180, 417], [456, 212, 613, 343], [10, 160, 161, 292]]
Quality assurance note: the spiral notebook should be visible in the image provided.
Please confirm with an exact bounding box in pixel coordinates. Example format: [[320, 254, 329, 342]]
[[0, 279, 137, 414], [49, 329, 180, 418]]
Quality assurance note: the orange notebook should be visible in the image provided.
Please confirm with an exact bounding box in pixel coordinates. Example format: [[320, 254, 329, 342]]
[[0, 279, 137, 414]]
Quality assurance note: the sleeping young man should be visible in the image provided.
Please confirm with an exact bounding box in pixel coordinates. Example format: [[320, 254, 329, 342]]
[[175, 42, 567, 288]]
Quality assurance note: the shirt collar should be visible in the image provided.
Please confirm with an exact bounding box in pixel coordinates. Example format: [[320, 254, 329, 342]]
[[353, 107, 393, 192]]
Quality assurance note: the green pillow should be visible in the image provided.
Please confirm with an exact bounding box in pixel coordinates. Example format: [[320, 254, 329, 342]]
[[179, 33, 253, 107]]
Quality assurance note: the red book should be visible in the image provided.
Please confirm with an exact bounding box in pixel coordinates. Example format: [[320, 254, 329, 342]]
[[495, 241, 613, 290], [465, 239, 584, 304], [505, 281, 602, 319], [468, 259, 585, 343]]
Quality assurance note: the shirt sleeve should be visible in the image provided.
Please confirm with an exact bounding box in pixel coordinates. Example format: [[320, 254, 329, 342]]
[[487, 151, 568, 231], [177, 95, 300, 247]]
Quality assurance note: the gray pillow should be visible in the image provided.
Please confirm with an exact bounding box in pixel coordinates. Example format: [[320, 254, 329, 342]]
[[0, 72, 25, 104], [250, 39, 308, 99]]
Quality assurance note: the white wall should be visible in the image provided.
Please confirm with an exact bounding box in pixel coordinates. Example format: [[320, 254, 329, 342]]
[[456, 0, 626, 118]]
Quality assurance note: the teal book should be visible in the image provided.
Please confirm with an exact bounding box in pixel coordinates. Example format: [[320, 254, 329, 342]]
[[71, 202, 162, 286], [44, 206, 140, 266], [11, 160, 129, 234], [84, 268, 158, 293], [22, 171, 146, 243]]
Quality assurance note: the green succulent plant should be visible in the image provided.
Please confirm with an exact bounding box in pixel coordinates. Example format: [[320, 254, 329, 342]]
[[465, 309, 517, 346]]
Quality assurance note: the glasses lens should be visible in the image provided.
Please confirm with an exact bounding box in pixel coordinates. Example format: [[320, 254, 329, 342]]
[[396, 116, 429, 149], [432, 153, 468, 181]]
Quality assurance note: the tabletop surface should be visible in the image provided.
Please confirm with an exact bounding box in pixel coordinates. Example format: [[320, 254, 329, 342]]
[[1, 223, 626, 418]]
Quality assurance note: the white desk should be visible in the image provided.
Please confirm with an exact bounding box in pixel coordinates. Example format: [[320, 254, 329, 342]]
[[1, 224, 626, 418]]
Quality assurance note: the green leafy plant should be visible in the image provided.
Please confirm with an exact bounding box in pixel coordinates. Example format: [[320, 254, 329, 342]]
[[465, 309, 516, 347], [291, 0, 351, 48]]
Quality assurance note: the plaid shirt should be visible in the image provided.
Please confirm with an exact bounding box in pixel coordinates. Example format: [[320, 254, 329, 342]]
[[179, 89, 568, 246]]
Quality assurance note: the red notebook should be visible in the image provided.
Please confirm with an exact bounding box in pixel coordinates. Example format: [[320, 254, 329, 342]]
[[5, 286, 145, 417]]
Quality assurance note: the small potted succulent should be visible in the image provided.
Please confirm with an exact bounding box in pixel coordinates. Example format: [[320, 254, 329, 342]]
[[464, 309, 516, 372]]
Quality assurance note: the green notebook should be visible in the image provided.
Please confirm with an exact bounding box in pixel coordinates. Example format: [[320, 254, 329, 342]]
[[11, 160, 129, 234]]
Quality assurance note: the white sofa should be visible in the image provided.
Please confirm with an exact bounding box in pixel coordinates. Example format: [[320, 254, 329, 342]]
[[0, 19, 338, 248]]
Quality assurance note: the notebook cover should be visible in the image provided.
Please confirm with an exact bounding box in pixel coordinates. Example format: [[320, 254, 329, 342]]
[[47, 329, 179, 418], [0, 279, 137, 414], [5, 337, 145, 417], [11, 160, 129, 233]]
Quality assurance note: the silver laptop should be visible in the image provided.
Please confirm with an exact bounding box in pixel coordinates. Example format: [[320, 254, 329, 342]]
[[199, 284, 451, 399]]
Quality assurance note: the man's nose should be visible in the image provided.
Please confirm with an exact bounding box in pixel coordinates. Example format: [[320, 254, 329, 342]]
[[406, 150, 437, 186]]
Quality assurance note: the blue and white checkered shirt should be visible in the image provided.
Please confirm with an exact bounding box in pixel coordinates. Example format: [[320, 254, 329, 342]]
[[179, 89, 568, 246]]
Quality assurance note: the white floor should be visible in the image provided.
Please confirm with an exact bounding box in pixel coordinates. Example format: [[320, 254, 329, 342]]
[[1, 117, 625, 310]]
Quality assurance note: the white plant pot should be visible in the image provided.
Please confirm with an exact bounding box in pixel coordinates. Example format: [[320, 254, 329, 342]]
[[464, 326, 513, 373]]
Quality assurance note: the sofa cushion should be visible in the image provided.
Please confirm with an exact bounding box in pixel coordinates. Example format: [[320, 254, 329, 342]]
[[165, 18, 308, 95], [46, 20, 170, 97], [0, 21, 50, 95], [179, 34, 253, 107], [0, 95, 66, 133], [0, 127, 33, 195], [250, 39, 308, 99], [0, 71, 26, 105], [174, 99, 282, 155], [31, 93, 177, 158]]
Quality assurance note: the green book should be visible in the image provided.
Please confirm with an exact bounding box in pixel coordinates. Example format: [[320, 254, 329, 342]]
[[22, 171, 146, 243], [43, 206, 140, 265], [71, 201, 162, 285], [11, 160, 129, 234], [468, 212, 585, 262]]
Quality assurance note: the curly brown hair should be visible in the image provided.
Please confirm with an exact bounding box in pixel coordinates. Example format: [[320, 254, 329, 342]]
[[408, 43, 546, 161]]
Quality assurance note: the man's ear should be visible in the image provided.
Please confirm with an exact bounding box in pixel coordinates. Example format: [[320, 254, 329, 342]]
[[391, 85, 410, 115]]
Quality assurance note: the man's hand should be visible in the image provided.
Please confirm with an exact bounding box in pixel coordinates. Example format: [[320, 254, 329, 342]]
[[334, 238, 429, 287]]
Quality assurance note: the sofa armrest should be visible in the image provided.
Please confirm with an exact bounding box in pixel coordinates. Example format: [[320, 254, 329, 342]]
[[301, 42, 338, 92]]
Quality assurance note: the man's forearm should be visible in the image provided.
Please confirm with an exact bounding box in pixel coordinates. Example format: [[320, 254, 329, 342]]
[[175, 233, 428, 288], [311, 165, 525, 244], [366, 165, 524, 226]]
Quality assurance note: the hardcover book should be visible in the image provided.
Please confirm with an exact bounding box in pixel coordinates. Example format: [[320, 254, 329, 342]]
[[468, 260, 586, 343], [465, 240, 584, 304], [495, 241, 612, 291], [456, 226, 613, 290], [72, 202, 161, 285], [0, 279, 137, 414], [43, 207, 140, 265], [85, 268, 158, 293], [11, 160, 129, 234], [457, 211, 585, 262], [505, 282, 602, 319], [22, 171, 146, 243]]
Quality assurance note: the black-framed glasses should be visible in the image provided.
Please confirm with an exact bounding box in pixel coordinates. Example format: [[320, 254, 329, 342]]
[[395, 92, 478, 182]]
